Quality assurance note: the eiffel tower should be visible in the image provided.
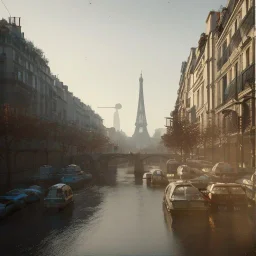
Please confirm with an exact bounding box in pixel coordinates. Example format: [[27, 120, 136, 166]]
[[132, 72, 151, 149]]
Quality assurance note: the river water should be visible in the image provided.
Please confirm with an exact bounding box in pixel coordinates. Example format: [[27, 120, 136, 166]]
[[0, 167, 255, 256]]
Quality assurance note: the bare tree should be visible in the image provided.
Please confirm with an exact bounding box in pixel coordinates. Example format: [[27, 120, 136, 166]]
[[162, 118, 200, 161]]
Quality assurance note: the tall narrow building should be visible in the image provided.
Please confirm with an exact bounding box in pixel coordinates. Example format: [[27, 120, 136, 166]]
[[132, 73, 151, 149]]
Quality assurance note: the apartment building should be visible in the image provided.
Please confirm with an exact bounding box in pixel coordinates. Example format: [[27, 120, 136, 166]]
[[214, 0, 255, 167], [177, 11, 219, 131], [174, 0, 255, 168], [0, 17, 104, 131]]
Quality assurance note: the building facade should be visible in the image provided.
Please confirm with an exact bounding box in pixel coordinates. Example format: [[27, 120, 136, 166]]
[[0, 17, 104, 132], [177, 11, 219, 130], [174, 0, 255, 169], [214, 0, 255, 168]]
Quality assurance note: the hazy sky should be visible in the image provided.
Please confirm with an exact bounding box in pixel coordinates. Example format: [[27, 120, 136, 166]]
[[1, 0, 225, 136]]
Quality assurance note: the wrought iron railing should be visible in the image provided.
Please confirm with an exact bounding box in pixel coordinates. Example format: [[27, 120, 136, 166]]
[[222, 63, 255, 104], [217, 45, 230, 71], [241, 63, 255, 90], [240, 6, 255, 37], [230, 28, 242, 52], [217, 7, 254, 71], [223, 78, 236, 103]]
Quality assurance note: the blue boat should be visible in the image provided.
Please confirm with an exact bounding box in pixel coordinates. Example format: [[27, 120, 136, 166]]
[[60, 164, 92, 189]]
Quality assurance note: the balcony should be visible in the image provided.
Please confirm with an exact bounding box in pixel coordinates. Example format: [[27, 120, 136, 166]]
[[223, 78, 236, 103], [240, 7, 255, 37], [230, 28, 242, 52], [241, 63, 255, 90], [217, 45, 230, 71], [217, 7, 254, 71], [222, 63, 255, 104]]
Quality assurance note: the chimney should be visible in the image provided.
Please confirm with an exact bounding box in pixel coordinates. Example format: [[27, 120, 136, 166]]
[[206, 11, 219, 34]]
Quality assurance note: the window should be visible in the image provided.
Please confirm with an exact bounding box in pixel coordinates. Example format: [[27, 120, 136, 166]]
[[246, 0, 250, 12], [229, 69, 232, 82], [197, 90, 199, 107], [172, 186, 203, 200], [201, 86, 204, 106], [186, 98, 190, 108], [218, 47, 221, 60], [222, 74, 227, 101], [222, 40, 227, 54], [238, 11, 242, 24], [201, 114, 204, 130], [188, 77, 191, 90], [18, 71, 22, 81], [235, 62, 238, 77], [229, 30, 232, 44], [213, 187, 229, 194], [235, 19, 238, 31], [229, 187, 245, 194], [246, 47, 250, 67]]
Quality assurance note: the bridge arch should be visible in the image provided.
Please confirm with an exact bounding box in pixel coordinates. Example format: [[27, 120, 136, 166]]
[[98, 154, 135, 167], [97, 153, 175, 174], [141, 154, 172, 163]]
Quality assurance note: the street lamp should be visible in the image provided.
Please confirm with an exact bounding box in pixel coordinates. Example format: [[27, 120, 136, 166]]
[[165, 117, 173, 128], [165, 112, 173, 129]]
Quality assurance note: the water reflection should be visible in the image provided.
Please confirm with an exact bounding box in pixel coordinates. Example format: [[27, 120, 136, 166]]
[[163, 202, 254, 256], [1, 167, 255, 256], [0, 185, 104, 256]]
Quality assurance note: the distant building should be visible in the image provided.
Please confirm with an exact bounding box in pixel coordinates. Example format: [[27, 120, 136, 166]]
[[0, 17, 104, 131]]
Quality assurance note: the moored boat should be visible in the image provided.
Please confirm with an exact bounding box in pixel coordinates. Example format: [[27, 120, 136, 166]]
[[163, 181, 209, 217], [150, 169, 169, 186], [44, 183, 73, 210], [60, 164, 92, 189]]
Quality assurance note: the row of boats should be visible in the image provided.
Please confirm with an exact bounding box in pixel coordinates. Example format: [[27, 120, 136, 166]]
[[0, 185, 44, 218], [33, 164, 92, 188], [144, 163, 255, 215], [0, 164, 93, 219], [163, 181, 250, 216], [0, 183, 75, 219]]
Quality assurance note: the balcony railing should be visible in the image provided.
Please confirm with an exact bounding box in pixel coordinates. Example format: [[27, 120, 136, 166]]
[[217, 45, 230, 71], [241, 63, 255, 90], [240, 6, 255, 37], [222, 63, 255, 104], [230, 28, 242, 52], [224, 78, 236, 102], [217, 7, 254, 71]]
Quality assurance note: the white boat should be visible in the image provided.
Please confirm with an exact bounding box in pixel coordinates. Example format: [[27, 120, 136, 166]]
[[60, 164, 92, 188], [44, 183, 73, 210]]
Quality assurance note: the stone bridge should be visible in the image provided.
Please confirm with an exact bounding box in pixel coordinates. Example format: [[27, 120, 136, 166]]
[[75, 153, 175, 179]]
